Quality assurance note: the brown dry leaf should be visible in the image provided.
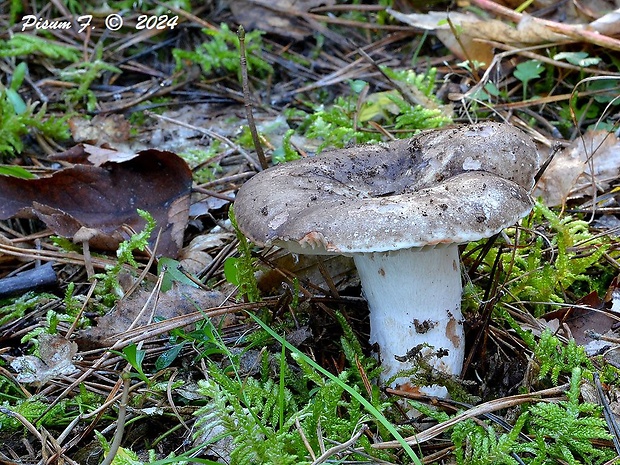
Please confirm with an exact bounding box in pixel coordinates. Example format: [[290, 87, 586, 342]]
[[178, 232, 235, 275], [189, 196, 231, 216], [605, 274, 620, 311], [388, 8, 568, 63], [533, 130, 620, 206], [589, 8, 620, 35], [81, 144, 138, 165], [541, 292, 613, 346], [230, 0, 335, 40], [51, 143, 138, 165], [8, 334, 78, 386], [537, 279, 620, 355], [0, 149, 192, 258], [69, 114, 131, 145], [257, 253, 357, 294], [76, 284, 227, 348]]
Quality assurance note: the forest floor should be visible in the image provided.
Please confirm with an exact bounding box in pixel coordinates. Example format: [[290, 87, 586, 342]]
[[1, 1, 620, 464]]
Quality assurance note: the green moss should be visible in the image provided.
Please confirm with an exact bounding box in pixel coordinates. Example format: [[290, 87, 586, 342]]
[[0, 34, 80, 61], [0, 91, 70, 159], [468, 202, 611, 317], [295, 68, 451, 152], [173, 23, 273, 78]]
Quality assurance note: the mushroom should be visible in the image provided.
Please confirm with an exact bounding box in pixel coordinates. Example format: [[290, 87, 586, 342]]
[[234, 122, 539, 395]]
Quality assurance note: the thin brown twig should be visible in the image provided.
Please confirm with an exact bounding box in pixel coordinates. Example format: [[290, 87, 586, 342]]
[[193, 185, 235, 202], [311, 424, 369, 464], [196, 171, 256, 189], [0, 406, 45, 443], [238, 25, 268, 171], [33, 303, 255, 425], [480, 39, 620, 76], [144, 110, 262, 171], [375, 383, 570, 448], [98, 300, 277, 347], [100, 376, 130, 465], [167, 369, 191, 433], [65, 280, 97, 339], [471, 0, 620, 51], [296, 417, 317, 461], [0, 242, 125, 269]]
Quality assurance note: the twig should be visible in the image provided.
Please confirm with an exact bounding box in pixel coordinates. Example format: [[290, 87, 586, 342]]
[[95, 74, 195, 114], [595, 372, 620, 455], [374, 383, 569, 448], [0, 242, 129, 270], [152, 0, 217, 30], [296, 417, 316, 461], [0, 407, 46, 443], [0, 261, 57, 298], [100, 375, 131, 465], [167, 370, 191, 433], [238, 26, 268, 171], [65, 280, 97, 339], [471, 0, 620, 51], [144, 110, 261, 172], [193, 185, 236, 202], [34, 300, 261, 425], [99, 300, 278, 347], [196, 171, 256, 189], [585, 330, 620, 344], [479, 39, 620, 76], [311, 424, 368, 464], [357, 48, 441, 110]]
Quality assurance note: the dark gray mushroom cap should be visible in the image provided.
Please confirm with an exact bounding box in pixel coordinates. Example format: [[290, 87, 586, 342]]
[[234, 122, 539, 254]]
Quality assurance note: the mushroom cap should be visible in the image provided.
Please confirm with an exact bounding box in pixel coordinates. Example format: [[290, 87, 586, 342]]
[[234, 122, 539, 255]]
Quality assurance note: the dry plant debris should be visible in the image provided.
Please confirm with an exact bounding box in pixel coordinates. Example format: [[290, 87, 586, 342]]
[[0, 146, 192, 257], [1, 0, 620, 463]]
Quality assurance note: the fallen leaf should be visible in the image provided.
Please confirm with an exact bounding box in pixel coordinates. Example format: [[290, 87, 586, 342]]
[[69, 114, 131, 145], [593, 214, 620, 233], [184, 232, 235, 251], [0, 149, 192, 258], [388, 8, 568, 64], [82, 144, 139, 165], [230, 0, 335, 40], [8, 334, 78, 386], [178, 232, 234, 274], [534, 130, 620, 206], [257, 252, 357, 294], [76, 284, 227, 349], [189, 196, 232, 217], [589, 8, 620, 36], [541, 293, 614, 346], [605, 274, 620, 311], [50, 143, 138, 165]]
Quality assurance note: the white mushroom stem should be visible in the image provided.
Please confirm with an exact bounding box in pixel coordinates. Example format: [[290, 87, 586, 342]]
[[353, 244, 464, 396]]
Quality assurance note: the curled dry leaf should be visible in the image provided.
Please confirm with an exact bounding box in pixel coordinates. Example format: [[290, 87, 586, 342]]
[[589, 8, 620, 36], [387, 8, 568, 64], [257, 253, 357, 294], [0, 148, 192, 258], [533, 130, 620, 207], [541, 291, 613, 348], [51, 143, 139, 165]]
